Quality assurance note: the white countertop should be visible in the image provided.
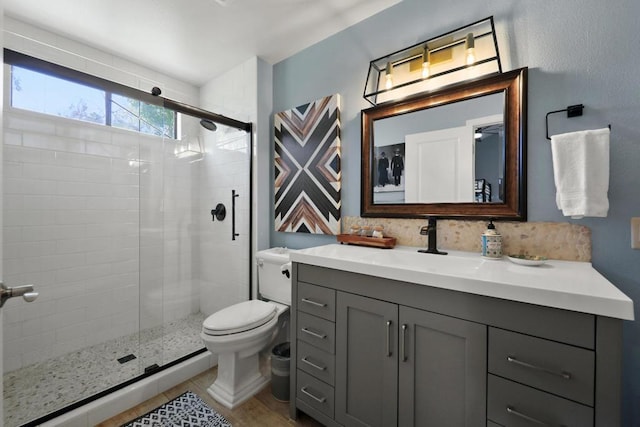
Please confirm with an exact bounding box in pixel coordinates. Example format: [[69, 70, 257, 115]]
[[290, 244, 634, 320]]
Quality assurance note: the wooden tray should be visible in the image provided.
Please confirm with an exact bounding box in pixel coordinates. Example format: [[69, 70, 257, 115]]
[[336, 234, 397, 249]]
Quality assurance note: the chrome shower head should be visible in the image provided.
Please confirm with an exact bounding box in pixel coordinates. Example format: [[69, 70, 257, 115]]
[[200, 119, 218, 132]]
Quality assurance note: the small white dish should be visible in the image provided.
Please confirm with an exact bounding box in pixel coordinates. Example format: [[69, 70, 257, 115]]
[[508, 254, 547, 266]]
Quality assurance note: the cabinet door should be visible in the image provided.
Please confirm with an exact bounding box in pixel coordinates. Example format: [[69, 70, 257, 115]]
[[398, 306, 487, 427], [336, 292, 398, 427]]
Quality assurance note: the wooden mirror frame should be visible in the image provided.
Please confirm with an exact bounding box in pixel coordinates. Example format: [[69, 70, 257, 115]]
[[361, 67, 527, 220]]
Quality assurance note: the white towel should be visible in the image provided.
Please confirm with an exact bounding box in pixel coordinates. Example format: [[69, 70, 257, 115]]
[[550, 128, 610, 219]]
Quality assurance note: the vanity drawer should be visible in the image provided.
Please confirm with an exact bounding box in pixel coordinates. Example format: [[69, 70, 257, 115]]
[[298, 282, 336, 321], [488, 374, 593, 427], [297, 340, 335, 386], [489, 327, 594, 406], [297, 311, 335, 354], [297, 370, 334, 419]]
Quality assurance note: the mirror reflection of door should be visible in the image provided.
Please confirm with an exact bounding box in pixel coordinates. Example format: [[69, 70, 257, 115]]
[[405, 126, 473, 203], [468, 114, 504, 203]]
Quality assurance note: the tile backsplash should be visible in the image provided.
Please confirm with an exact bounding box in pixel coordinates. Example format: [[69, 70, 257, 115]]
[[343, 217, 591, 262]]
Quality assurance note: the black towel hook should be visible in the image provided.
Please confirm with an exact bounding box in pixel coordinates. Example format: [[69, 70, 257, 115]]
[[545, 104, 611, 140]]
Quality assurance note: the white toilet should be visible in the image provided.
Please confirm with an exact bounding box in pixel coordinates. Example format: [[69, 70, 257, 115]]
[[201, 247, 293, 409]]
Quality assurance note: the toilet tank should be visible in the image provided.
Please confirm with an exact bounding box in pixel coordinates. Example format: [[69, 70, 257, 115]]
[[256, 247, 295, 305]]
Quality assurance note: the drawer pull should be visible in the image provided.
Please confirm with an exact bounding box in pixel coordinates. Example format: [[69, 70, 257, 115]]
[[386, 320, 392, 357], [301, 327, 327, 340], [301, 298, 327, 308], [301, 386, 327, 403], [506, 406, 565, 426], [401, 324, 408, 362], [301, 356, 327, 371], [507, 356, 572, 380]]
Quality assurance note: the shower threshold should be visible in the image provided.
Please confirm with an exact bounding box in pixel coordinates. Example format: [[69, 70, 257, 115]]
[[3, 312, 206, 427]]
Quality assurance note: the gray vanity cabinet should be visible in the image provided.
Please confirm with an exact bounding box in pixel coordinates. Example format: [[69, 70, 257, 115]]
[[290, 262, 623, 427], [398, 306, 486, 426], [333, 292, 486, 427], [335, 292, 398, 427]]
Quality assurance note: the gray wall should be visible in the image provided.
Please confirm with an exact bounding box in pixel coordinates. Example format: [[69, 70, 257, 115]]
[[272, 0, 640, 423]]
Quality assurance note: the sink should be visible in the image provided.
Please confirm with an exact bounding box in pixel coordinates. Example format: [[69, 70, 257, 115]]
[[291, 243, 635, 321], [366, 248, 485, 276]]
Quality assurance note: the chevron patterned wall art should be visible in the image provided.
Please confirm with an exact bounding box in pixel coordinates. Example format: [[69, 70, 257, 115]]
[[274, 94, 341, 234]]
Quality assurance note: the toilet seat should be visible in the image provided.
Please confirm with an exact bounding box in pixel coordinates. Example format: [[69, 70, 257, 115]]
[[203, 300, 277, 336]]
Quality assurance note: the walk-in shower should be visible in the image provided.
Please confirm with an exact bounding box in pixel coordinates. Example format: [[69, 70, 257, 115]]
[[2, 50, 252, 426]]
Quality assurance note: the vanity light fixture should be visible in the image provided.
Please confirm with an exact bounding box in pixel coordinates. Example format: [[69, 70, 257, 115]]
[[465, 33, 476, 65], [421, 46, 431, 78], [385, 62, 394, 89], [363, 16, 502, 106]]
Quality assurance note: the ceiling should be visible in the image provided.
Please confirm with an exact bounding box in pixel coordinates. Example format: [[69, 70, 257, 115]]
[[3, 0, 401, 86]]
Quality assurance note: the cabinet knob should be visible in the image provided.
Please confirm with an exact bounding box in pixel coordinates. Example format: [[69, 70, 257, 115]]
[[301, 327, 327, 340], [401, 324, 408, 362], [386, 320, 392, 357], [507, 356, 571, 380], [506, 406, 564, 426], [301, 386, 327, 403]]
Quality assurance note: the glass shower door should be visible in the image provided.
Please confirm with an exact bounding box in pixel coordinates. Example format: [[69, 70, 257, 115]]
[[150, 111, 252, 367], [2, 102, 146, 425]]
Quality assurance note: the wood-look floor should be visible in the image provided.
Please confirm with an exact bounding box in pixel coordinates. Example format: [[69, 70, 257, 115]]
[[98, 366, 323, 427]]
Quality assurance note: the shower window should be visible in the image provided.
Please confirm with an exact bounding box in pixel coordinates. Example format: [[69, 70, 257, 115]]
[[11, 66, 106, 125], [111, 93, 176, 137], [9, 65, 176, 138]]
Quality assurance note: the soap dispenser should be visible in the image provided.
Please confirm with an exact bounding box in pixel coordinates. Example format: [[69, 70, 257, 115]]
[[481, 220, 502, 259]]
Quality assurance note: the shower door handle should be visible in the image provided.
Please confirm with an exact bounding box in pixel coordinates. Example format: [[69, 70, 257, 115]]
[[0, 282, 39, 308], [232, 190, 240, 240]]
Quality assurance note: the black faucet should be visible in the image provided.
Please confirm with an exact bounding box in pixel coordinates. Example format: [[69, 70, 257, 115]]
[[418, 218, 447, 255]]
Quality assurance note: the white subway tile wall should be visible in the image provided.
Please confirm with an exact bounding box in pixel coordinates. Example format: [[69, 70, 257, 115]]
[[1, 107, 203, 372], [197, 58, 255, 318]]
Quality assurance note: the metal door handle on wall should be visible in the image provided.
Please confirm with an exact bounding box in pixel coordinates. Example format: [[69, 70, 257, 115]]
[[232, 189, 239, 240], [0, 282, 39, 308]]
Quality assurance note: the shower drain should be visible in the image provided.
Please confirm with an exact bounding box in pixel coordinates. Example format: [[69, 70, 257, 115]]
[[117, 354, 137, 364]]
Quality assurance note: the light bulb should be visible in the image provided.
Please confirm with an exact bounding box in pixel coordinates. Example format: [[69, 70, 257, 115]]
[[465, 33, 475, 65], [422, 62, 430, 79], [422, 47, 430, 78], [385, 73, 393, 89], [466, 48, 476, 65], [384, 62, 393, 89]]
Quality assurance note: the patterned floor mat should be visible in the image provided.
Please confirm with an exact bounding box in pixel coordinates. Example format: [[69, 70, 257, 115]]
[[122, 391, 231, 427]]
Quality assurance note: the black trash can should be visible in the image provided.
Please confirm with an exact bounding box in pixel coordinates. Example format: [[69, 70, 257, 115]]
[[271, 342, 290, 401]]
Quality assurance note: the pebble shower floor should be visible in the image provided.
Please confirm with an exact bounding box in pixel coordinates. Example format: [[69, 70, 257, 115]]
[[3, 313, 206, 427]]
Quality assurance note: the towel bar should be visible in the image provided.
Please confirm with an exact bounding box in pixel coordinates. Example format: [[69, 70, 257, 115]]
[[545, 104, 611, 140]]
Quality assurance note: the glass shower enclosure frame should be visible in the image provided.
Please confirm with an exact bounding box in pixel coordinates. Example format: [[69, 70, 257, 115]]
[[2, 49, 253, 426]]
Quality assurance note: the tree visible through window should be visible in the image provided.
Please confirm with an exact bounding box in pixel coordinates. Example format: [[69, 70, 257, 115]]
[[10, 66, 175, 138]]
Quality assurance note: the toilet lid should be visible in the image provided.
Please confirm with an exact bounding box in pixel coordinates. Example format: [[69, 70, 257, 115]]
[[203, 300, 277, 336]]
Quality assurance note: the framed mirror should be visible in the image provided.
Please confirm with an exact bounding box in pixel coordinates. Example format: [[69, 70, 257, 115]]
[[361, 67, 527, 220]]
